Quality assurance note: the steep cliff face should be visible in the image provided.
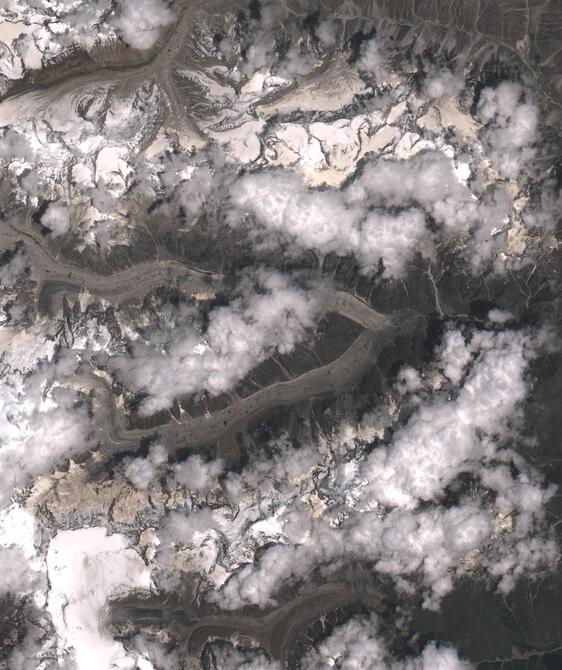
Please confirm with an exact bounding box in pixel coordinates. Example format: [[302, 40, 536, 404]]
[[0, 1, 560, 668]]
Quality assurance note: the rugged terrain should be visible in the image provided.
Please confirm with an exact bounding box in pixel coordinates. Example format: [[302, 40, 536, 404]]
[[0, 1, 561, 668]]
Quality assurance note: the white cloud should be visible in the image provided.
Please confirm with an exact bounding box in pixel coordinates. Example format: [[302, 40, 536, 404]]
[[214, 501, 493, 610], [0, 128, 33, 162], [395, 366, 423, 395], [423, 66, 464, 100], [240, 30, 276, 77], [0, 249, 27, 289], [173, 454, 224, 493], [522, 180, 562, 233], [207, 644, 281, 669], [433, 328, 472, 384], [198, 614, 472, 668], [161, 507, 218, 547], [110, 0, 175, 50], [0, 356, 94, 507], [224, 439, 319, 502], [477, 82, 539, 178], [316, 20, 338, 48], [230, 170, 361, 253], [228, 117, 549, 272], [357, 208, 428, 275], [229, 170, 428, 277], [410, 644, 474, 670], [156, 326, 556, 611], [123, 443, 168, 490], [259, 2, 287, 30], [216, 542, 304, 609], [174, 165, 217, 221], [0, 1, 118, 78], [345, 152, 469, 222], [129, 635, 179, 670], [0, 13, 558, 666], [487, 308, 514, 325], [41, 201, 71, 237], [108, 269, 326, 415], [228, 145, 529, 276], [363, 328, 535, 509], [356, 38, 388, 83], [0, 317, 119, 507], [276, 46, 316, 79], [303, 615, 473, 669]]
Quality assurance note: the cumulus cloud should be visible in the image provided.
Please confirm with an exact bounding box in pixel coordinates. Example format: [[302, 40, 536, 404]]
[[173, 165, 218, 221], [0, 14, 558, 668], [240, 30, 277, 77], [0, 320, 105, 508], [0, 248, 27, 289], [395, 366, 423, 395], [316, 20, 339, 48], [356, 38, 388, 82], [1, 0, 113, 56], [276, 46, 316, 79], [222, 7, 317, 81], [192, 63, 547, 274], [522, 180, 562, 233], [200, 615, 472, 669], [423, 66, 464, 100], [161, 508, 219, 548], [108, 269, 326, 415], [140, 150, 229, 227], [228, 142, 532, 275], [123, 443, 168, 490], [487, 308, 514, 325], [206, 644, 281, 670], [213, 467, 555, 610], [119, 442, 228, 509], [358, 209, 428, 275], [0, 356, 94, 507], [156, 326, 557, 611], [361, 328, 537, 509], [110, 0, 175, 50], [224, 438, 319, 503], [229, 169, 429, 277], [40, 201, 71, 237], [56, 0, 110, 31], [344, 152, 470, 224], [477, 82, 539, 178], [4, 34, 549, 279], [303, 615, 473, 669], [0, 128, 33, 162], [156, 440, 319, 589], [215, 500, 492, 610], [173, 454, 224, 493], [130, 634, 179, 670]]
